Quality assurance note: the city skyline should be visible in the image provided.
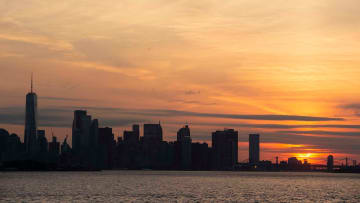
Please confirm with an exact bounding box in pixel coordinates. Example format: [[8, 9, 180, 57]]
[[1, 1, 360, 165], [0, 77, 358, 165]]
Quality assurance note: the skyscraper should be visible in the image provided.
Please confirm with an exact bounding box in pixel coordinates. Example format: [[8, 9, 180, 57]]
[[72, 110, 99, 169], [212, 129, 238, 170], [177, 125, 192, 169], [61, 136, 71, 154], [327, 155, 334, 171], [249, 134, 260, 164], [288, 157, 301, 169], [24, 75, 38, 153], [143, 123, 163, 142], [132, 124, 140, 139], [49, 136, 60, 155], [99, 127, 115, 169], [37, 130, 48, 153], [72, 110, 91, 153], [123, 124, 140, 143]]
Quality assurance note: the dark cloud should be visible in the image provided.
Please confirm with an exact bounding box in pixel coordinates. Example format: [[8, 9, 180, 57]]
[[0, 106, 344, 129], [39, 96, 93, 102], [171, 99, 216, 105], [276, 130, 360, 138], [80, 107, 343, 121], [184, 90, 200, 95], [251, 132, 360, 155], [170, 122, 360, 129], [337, 103, 360, 117], [339, 103, 360, 110], [0, 106, 146, 128], [139, 109, 344, 121], [100, 118, 148, 128], [186, 129, 360, 155]]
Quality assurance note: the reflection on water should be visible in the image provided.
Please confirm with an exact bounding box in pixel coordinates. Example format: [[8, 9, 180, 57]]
[[1, 171, 359, 202]]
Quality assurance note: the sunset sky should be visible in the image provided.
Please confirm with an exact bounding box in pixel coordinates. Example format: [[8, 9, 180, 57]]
[[1, 0, 360, 164]]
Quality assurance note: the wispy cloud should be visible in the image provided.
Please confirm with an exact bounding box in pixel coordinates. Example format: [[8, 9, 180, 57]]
[[78, 107, 344, 121], [337, 103, 360, 117], [39, 96, 94, 102], [276, 130, 360, 138], [0, 106, 146, 128], [0, 106, 344, 130], [169, 121, 360, 129], [338, 103, 360, 110]]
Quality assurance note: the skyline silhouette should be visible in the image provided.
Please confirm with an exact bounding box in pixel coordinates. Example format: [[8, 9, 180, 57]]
[[0, 76, 359, 166]]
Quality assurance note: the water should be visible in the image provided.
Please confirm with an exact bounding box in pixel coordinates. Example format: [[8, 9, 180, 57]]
[[1, 171, 359, 202]]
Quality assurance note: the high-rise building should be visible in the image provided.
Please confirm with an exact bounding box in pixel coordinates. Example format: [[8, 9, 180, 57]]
[[249, 134, 260, 164], [24, 75, 38, 153], [72, 110, 99, 169], [288, 157, 301, 169], [132, 124, 139, 139], [177, 125, 192, 169], [327, 155, 334, 171], [212, 129, 238, 170], [124, 124, 140, 143], [143, 123, 163, 142], [99, 127, 115, 169], [49, 136, 60, 155], [61, 136, 71, 154], [177, 125, 190, 142], [37, 130, 48, 153], [0, 129, 10, 159], [7, 133, 22, 154], [191, 142, 210, 170], [72, 110, 92, 153], [1, 130, 22, 161], [89, 119, 99, 150]]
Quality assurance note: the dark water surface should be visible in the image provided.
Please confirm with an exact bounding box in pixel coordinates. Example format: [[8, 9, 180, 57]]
[[1, 171, 359, 202]]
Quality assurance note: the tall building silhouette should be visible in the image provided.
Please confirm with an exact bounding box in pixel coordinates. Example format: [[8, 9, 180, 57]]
[[143, 123, 163, 142], [24, 74, 38, 153], [288, 157, 301, 169], [212, 129, 238, 170], [0, 129, 10, 159], [191, 142, 210, 170], [61, 136, 71, 154], [37, 130, 48, 153], [249, 134, 260, 164], [99, 127, 116, 169], [72, 110, 99, 169], [123, 124, 140, 143], [177, 125, 192, 169], [49, 136, 60, 155], [327, 155, 334, 171], [72, 110, 92, 153]]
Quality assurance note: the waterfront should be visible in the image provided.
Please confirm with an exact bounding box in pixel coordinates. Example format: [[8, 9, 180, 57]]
[[1, 171, 359, 202]]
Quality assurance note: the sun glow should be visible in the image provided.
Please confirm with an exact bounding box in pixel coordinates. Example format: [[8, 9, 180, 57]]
[[296, 153, 313, 159], [291, 153, 327, 164]]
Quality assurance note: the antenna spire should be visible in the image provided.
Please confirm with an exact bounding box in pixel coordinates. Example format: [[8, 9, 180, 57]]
[[31, 73, 33, 93]]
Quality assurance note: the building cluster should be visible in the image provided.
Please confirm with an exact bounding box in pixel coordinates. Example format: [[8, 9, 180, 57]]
[[0, 111, 239, 170], [1, 80, 359, 172]]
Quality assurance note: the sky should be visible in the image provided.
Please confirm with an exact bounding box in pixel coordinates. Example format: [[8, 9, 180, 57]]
[[1, 0, 360, 164]]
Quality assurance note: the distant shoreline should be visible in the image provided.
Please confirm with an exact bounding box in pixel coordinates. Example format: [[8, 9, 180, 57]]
[[1, 169, 359, 174]]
